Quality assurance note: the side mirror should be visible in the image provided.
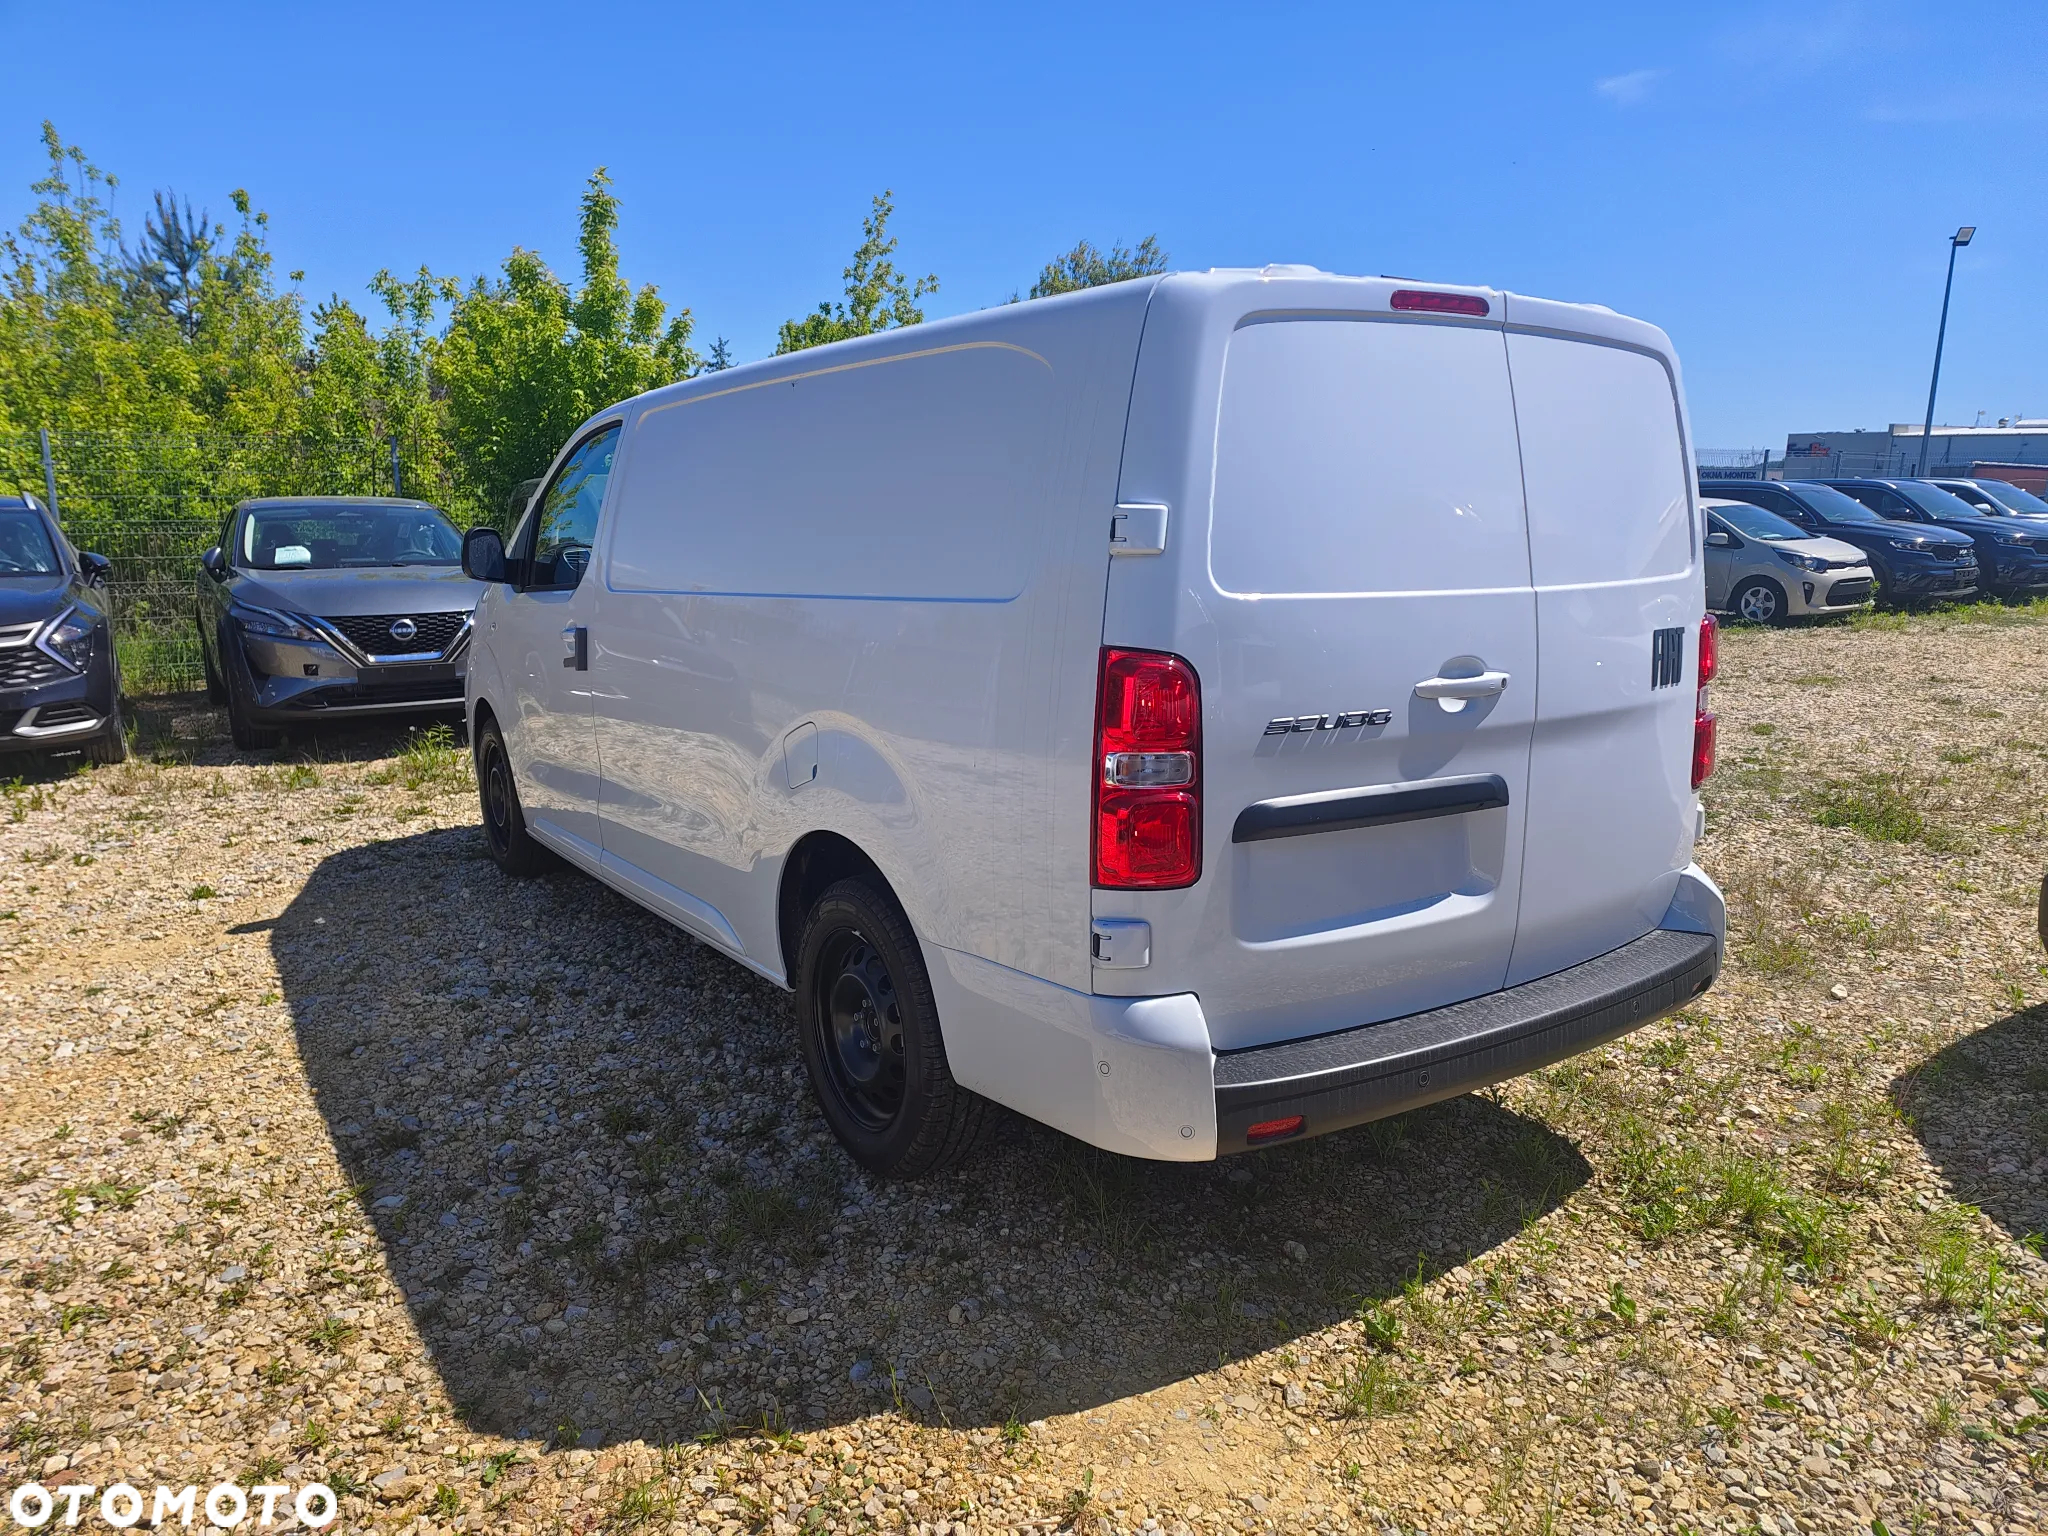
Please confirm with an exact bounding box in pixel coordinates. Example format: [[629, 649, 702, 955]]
[[1704, 530, 1737, 549], [463, 527, 509, 584], [201, 546, 227, 581], [78, 551, 112, 587]]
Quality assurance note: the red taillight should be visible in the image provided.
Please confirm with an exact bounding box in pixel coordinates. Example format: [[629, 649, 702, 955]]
[[1390, 289, 1490, 317], [1246, 1116, 1306, 1144], [1093, 648, 1201, 889], [1692, 710, 1718, 789], [1691, 614, 1717, 789]]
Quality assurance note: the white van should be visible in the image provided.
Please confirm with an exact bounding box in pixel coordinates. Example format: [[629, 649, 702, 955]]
[[459, 267, 1725, 1177]]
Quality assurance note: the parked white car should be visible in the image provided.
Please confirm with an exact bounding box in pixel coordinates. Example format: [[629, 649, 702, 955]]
[[1702, 497, 1875, 623], [459, 267, 1725, 1176]]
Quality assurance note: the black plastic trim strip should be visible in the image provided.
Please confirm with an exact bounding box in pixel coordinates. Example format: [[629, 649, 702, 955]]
[[1214, 928, 1718, 1153], [1231, 773, 1509, 844]]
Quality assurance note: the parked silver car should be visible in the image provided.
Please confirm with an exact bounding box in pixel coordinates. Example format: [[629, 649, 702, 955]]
[[195, 498, 483, 750], [1703, 497, 1875, 624]]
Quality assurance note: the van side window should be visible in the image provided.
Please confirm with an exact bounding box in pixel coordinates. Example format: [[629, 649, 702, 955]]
[[522, 425, 621, 590]]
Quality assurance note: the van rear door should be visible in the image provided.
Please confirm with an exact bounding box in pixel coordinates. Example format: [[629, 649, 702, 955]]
[[1502, 305, 1700, 984], [1110, 297, 1538, 1052]]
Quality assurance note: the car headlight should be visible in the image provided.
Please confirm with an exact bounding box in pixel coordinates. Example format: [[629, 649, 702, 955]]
[[1991, 529, 2038, 547], [229, 602, 323, 643], [35, 606, 95, 673], [1775, 549, 1828, 572], [1886, 538, 1933, 552]]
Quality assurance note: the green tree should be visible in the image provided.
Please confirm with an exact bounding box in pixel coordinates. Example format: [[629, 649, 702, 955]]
[[437, 166, 697, 524], [776, 191, 938, 354], [1028, 235, 1168, 299]]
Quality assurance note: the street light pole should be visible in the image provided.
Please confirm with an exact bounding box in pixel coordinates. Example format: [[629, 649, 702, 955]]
[[1915, 225, 1975, 478]]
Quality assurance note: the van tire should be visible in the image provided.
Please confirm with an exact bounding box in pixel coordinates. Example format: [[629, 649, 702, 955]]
[[795, 878, 987, 1178], [475, 716, 552, 876], [1729, 577, 1788, 625]]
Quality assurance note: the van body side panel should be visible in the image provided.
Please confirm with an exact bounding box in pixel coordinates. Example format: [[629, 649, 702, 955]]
[[1102, 274, 1539, 1052], [1502, 299, 1703, 984], [588, 289, 1151, 1013]]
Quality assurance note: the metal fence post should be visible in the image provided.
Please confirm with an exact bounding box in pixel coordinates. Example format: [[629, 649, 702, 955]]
[[38, 427, 59, 524], [390, 436, 402, 498]]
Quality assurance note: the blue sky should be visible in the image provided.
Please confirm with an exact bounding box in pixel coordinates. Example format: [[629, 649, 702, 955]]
[[3, 0, 2042, 446]]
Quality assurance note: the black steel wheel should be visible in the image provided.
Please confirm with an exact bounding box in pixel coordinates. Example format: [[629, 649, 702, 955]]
[[475, 715, 550, 875], [794, 878, 987, 1177]]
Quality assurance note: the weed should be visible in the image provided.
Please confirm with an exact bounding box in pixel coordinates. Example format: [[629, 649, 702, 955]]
[[248, 1453, 286, 1482], [308, 1316, 358, 1351], [187, 884, 217, 900], [364, 724, 470, 793], [479, 1450, 520, 1488], [610, 1478, 669, 1525], [1334, 1354, 1416, 1419], [1358, 1301, 1403, 1351]]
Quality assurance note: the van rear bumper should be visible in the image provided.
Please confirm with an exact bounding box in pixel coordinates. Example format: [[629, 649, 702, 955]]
[[1212, 926, 1718, 1153]]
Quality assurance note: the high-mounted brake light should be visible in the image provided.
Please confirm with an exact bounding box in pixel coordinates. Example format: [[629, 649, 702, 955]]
[[1093, 648, 1202, 889], [1692, 614, 1718, 789], [1390, 289, 1490, 317]]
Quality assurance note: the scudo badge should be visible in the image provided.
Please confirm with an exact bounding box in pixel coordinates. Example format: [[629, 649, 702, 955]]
[[1264, 709, 1392, 736]]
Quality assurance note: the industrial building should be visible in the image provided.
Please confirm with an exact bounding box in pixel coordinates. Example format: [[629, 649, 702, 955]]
[[1779, 420, 2048, 481]]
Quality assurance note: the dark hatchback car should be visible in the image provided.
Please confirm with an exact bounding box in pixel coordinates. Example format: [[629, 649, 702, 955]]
[[1820, 479, 2048, 599], [1704, 479, 1979, 604], [0, 494, 124, 765], [195, 497, 484, 750]]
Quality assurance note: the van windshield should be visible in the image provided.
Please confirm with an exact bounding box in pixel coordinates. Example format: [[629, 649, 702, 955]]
[[239, 504, 462, 570]]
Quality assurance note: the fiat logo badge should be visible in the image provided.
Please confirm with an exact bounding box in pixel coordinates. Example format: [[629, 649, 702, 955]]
[[388, 617, 418, 642]]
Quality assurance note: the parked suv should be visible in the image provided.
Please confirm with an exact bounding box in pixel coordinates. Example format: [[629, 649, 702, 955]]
[[1928, 477, 2048, 521], [1820, 479, 2048, 599], [1702, 497, 1873, 623], [461, 270, 1724, 1176], [0, 494, 124, 764], [195, 497, 483, 750], [1706, 479, 1978, 604]]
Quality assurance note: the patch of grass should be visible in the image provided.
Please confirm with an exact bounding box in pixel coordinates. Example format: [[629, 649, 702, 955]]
[[365, 724, 470, 793], [1334, 1354, 1417, 1419], [430, 1485, 461, 1518], [1357, 1301, 1402, 1351], [1808, 771, 1956, 848], [308, 1315, 358, 1352]]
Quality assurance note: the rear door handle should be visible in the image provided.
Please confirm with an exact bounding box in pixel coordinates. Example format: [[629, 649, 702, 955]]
[[1414, 670, 1509, 700]]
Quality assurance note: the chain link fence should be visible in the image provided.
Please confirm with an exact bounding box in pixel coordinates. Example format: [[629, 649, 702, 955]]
[[1, 431, 442, 694]]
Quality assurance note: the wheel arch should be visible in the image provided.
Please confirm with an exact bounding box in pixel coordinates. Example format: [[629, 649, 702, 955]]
[[777, 830, 896, 983]]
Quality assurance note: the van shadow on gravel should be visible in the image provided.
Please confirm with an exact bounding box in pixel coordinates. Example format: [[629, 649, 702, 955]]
[[1893, 1003, 2048, 1246], [278, 828, 1589, 1447]]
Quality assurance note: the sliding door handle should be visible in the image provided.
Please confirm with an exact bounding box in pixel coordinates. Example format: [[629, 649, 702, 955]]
[[561, 625, 588, 671]]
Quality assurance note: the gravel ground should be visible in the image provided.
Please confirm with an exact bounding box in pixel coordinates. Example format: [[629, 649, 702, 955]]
[[1, 608, 2044, 1536]]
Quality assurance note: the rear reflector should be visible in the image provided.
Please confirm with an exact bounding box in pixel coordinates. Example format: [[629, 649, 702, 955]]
[[1245, 1116, 1306, 1144], [1094, 649, 1202, 889], [1390, 289, 1490, 317]]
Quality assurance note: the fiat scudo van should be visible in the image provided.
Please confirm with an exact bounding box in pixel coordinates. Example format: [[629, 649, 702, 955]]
[[459, 267, 1725, 1177]]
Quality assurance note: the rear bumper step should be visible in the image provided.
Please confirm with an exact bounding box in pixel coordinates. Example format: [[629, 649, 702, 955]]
[[1213, 927, 1718, 1152]]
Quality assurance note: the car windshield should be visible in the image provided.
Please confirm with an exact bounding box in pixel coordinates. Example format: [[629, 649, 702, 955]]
[[0, 508, 61, 575], [238, 504, 462, 570], [1786, 483, 1888, 523], [1895, 483, 1990, 523], [1709, 503, 1806, 541], [1970, 480, 2048, 514]]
